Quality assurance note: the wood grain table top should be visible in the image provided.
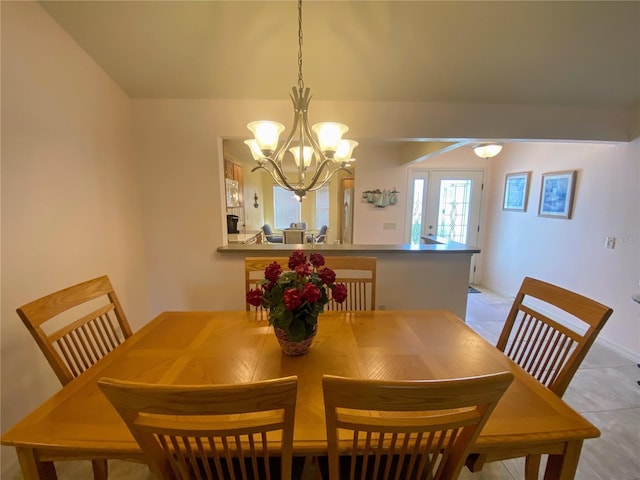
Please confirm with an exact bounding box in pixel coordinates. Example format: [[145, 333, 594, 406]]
[[2, 310, 599, 467]]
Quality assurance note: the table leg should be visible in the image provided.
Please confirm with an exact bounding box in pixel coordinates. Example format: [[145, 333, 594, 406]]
[[91, 459, 109, 480], [543, 440, 583, 480], [16, 448, 57, 480]]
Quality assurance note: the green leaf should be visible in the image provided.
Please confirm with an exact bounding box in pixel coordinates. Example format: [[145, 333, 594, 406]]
[[287, 321, 306, 342]]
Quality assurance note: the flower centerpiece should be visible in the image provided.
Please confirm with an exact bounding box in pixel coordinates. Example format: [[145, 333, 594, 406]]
[[246, 250, 348, 353]]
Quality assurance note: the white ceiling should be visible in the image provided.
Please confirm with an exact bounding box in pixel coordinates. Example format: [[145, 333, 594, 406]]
[[39, 1, 639, 108], [37, 1, 640, 160]]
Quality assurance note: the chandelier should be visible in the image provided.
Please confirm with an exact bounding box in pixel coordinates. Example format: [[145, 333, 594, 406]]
[[244, 0, 357, 201]]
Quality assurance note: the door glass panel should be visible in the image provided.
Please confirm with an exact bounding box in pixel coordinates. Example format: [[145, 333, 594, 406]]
[[436, 180, 472, 243], [410, 179, 425, 245]]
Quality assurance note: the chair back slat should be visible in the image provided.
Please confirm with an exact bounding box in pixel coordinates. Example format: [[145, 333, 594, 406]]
[[17, 275, 133, 385], [245, 256, 377, 316], [497, 276, 613, 396], [98, 376, 298, 480], [322, 372, 513, 480]]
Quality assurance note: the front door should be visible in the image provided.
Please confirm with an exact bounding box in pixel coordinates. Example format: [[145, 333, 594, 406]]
[[407, 170, 484, 283]]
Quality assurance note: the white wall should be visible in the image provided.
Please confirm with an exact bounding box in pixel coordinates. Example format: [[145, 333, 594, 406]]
[[352, 144, 409, 244], [1, 3, 150, 475], [482, 141, 640, 359]]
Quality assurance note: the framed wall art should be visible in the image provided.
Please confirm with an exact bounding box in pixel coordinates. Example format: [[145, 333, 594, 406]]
[[538, 170, 577, 219], [503, 171, 531, 212], [225, 178, 240, 207]]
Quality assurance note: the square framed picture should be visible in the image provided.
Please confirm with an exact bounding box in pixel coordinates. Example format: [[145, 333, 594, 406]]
[[538, 170, 577, 219], [503, 171, 531, 211]]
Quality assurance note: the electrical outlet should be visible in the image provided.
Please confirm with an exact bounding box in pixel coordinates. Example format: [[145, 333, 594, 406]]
[[605, 236, 616, 249]]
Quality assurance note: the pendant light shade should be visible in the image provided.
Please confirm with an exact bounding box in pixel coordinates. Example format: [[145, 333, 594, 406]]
[[288, 145, 314, 168], [247, 121, 285, 155], [473, 144, 503, 159]]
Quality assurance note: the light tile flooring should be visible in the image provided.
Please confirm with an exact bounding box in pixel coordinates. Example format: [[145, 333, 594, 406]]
[[14, 287, 640, 479]]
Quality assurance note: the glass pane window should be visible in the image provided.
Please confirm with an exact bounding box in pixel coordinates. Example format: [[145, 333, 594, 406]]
[[274, 187, 301, 230], [410, 179, 425, 245], [315, 185, 330, 229], [436, 180, 471, 243]]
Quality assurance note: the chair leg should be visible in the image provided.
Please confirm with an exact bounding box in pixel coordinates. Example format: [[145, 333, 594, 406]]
[[91, 459, 108, 480], [525, 454, 541, 480]]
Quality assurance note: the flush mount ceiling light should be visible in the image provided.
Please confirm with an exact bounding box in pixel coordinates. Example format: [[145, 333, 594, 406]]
[[244, 0, 357, 201], [473, 143, 503, 159]]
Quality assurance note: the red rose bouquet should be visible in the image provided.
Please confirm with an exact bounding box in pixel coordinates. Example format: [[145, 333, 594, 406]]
[[246, 250, 348, 341]]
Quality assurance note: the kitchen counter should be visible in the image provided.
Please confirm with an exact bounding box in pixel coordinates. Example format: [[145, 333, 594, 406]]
[[216, 237, 480, 320], [217, 236, 479, 255], [227, 231, 263, 245]]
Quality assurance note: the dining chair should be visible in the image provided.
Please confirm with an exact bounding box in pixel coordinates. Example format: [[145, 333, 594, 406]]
[[98, 376, 298, 480], [284, 229, 306, 244], [323, 256, 377, 311], [262, 224, 283, 243], [16, 274, 133, 480], [491, 276, 614, 479], [322, 372, 514, 480], [313, 225, 328, 244], [245, 256, 377, 316]]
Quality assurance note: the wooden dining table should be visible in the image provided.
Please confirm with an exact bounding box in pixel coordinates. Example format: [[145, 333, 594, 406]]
[[2, 310, 599, 479]]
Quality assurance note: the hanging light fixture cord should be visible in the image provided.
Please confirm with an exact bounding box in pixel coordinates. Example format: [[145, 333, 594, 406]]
[[297, 0, 304, 92]]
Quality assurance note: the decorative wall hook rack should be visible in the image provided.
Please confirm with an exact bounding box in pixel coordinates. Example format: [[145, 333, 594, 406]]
[[362, 188, 399, 208]]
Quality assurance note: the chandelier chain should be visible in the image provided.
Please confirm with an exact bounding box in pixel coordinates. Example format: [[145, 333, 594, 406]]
[[297, 0, 304, 90]]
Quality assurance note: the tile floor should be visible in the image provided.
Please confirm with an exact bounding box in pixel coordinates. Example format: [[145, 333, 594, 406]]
[[13, 287, 640, 479]]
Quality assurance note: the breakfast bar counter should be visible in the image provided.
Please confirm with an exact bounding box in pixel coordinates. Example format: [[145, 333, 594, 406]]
[[217, 238, 480, 320], [217, 236, 479, 255]]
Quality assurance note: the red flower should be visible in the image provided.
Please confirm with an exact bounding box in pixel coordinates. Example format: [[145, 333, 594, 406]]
[[332, 283, 348, 303], [283, 288, 303, 310], [288, 250, 307, 269], [302, 282, 321, 303], [295, 263, 312, 278], [264, 262, 283, 283], [319, 267, 336, 285], [309, 253, 325, 268], [246, 288, 264, 307]]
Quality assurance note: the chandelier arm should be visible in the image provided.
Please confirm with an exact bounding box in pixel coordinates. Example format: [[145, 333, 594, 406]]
[[303, 158, 332, 190], [298, 95, 325, 158], [251, 161, 297, 192], [270, 87, 305, 164], [305, 164, 353, 192]]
